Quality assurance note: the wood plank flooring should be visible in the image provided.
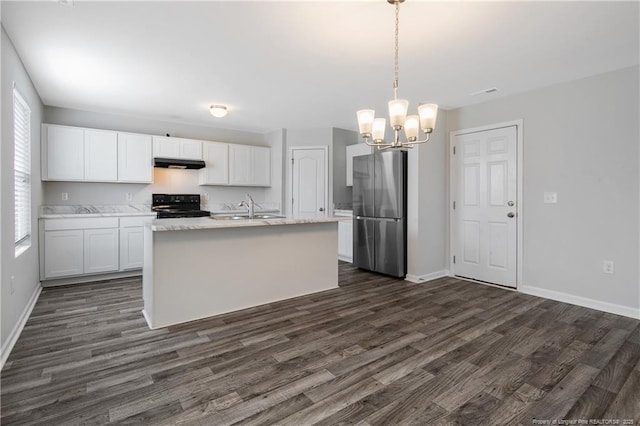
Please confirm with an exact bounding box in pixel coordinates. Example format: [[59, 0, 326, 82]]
[[2, 262, 639, 425]]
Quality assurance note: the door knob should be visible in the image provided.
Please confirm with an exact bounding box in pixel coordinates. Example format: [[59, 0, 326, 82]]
[[507, 212, 515, 218], [319, 207, 325, 212], [508, 201, 515, 206]]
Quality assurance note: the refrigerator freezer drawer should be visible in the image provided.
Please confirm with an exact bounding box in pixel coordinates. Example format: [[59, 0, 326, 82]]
[[353, 217, 374, 271], [373, 217, 406, 278], [353, 217, 406, 278]]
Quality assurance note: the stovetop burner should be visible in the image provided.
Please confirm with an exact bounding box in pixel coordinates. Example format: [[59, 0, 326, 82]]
[[151, 194, 211, 219]]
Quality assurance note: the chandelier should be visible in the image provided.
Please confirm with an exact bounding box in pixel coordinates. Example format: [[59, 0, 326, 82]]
[[356, 0, 438, 149]]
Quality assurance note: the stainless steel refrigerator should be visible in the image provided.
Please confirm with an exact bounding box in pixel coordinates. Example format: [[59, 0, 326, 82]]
[[353, 150, 407, 278]]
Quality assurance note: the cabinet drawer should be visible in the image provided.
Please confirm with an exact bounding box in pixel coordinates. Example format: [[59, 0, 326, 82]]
[[44, 217, 119, 231], [120, 216, 154, 227]]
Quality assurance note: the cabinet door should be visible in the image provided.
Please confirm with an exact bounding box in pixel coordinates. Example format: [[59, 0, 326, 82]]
[[45, 125, 84, 180], [118, 133, 153, 183], [200, 141, 229, 185], [251, 146, 271, 186], [84, 228, 119, 274], [152, 136, 179, 158], [229, 144, 252, 185], [179, 139, 202, 160], [338, 220, 353, 262], [119, 227, 144, 270], [44, 230, 84, 278], [84, 129, 118, 181]]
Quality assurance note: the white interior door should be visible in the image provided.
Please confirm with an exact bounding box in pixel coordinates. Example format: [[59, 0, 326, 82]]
[[452, 126, 517, 288], [291, 148, 327, 217]]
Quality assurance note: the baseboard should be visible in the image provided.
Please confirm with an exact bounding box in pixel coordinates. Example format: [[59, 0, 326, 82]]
[[406, 270, 450, 284], [1, 284, 42, 370], [338, 255, 353, 263], [520, 285, 640, 320], [141, 309, 155, 330], [41, 270, 141, 287]]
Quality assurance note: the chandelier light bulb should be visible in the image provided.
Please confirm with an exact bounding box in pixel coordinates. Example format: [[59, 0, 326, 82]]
[[372, 118, 387, 142], [418, 104, 438, 133], [404, 115, 419, 141], [388, 99, 409, 129], [357, 109, 376, 136]]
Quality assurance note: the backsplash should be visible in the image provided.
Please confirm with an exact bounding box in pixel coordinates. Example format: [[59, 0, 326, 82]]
[[42, 168, 281, 213]]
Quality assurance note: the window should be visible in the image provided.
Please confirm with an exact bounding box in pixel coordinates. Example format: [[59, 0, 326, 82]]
[[14, 87, 31, 257]]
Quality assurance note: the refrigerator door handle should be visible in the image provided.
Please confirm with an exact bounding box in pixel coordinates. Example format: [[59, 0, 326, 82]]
[[355, 216, 400, 222]]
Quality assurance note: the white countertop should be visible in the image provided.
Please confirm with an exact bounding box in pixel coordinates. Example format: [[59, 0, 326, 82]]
[[40, 204, 156, 219], [149, 215, 350, 232]]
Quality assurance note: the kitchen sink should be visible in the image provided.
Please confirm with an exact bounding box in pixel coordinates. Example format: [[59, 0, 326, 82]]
[[212, 214, 286, 220], [212, 215, 249, 220]]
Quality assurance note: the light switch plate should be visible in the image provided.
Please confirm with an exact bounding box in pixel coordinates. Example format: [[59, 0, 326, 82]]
[[543, 192, 558, 204]]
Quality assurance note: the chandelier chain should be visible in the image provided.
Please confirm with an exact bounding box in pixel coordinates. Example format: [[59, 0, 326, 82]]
[[393, 0, 399, 99]]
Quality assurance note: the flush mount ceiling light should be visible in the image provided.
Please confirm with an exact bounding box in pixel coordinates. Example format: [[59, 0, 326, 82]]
[[209, 105, 228, 118], [356, 0, 438, 149]]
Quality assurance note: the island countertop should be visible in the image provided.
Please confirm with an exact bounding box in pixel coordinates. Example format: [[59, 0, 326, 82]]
[[148, 215, 349, 232]]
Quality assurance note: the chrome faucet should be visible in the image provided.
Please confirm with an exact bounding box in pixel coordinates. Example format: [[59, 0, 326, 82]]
[[239, 193, 255, 219]]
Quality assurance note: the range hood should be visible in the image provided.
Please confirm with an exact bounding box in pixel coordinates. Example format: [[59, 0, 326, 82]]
[[153, 157, 205, 170]]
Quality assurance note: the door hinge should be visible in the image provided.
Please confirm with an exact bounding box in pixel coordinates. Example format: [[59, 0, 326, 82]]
[[291, 158, 294, 164], [453, 255, 456, 264], [453, 201, 456, 210], [453, 146, 456, 155]]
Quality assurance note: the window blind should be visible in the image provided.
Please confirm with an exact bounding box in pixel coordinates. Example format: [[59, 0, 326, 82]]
[[14, 87, 31, 254]]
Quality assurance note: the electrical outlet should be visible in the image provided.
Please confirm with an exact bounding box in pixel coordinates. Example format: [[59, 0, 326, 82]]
[[203, 192, 210, 202], [61, 192, 69, 201], [543, 192, 558, 204], [125, 192, 133, 202], [603, 260, 615, 274], [10, 276, 15, 295]]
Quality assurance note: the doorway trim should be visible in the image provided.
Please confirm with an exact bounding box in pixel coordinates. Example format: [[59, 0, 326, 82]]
[[449, 119, 524, 289], [286, 145, 329, 217]]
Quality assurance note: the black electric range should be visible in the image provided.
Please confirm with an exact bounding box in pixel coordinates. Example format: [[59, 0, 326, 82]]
[[151, 194, 211, 219]]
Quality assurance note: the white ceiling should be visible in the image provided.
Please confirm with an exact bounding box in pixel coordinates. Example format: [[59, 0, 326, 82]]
[[2, 1, 638, 134]]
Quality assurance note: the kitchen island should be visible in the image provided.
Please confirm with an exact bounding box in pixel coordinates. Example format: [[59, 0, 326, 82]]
[[142, 216, 346, 329]]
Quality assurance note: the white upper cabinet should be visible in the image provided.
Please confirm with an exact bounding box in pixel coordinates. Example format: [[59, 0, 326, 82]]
[[84, 129, 118, 182], [200, 141, 229, 185], [346, 143, 373, 186], [43, 124, 119, 182], [118, 133, 153, 183], [152, 136, 202, 160], [179, 139, 203, 160], [152, 136, 179, 158], [43, 125, 85, 180], [252, 146, 271, 187], [229, 144, 271, 187], [229, 144, 252, 185]]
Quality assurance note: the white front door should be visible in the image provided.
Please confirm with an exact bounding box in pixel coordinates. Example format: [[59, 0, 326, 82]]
[[452, 125, 517, 288], [291, 148, 327, 217]]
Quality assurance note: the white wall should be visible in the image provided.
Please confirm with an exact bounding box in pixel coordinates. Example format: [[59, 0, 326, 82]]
[[1, 26, 44, 364], [42, 107, 281, 210], [332, 128, 358, 209], [446, 66, 640, 317], [406, 112, 448, 281], [263, 128, 287, 212]]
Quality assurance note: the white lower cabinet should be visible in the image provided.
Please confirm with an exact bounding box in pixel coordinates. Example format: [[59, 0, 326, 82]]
[[44, 230, 84, 278], [84, 228, 119, 274], [120, 227, 144, 270], [41, 216, 152, 280], [336, 211, 353, 262]]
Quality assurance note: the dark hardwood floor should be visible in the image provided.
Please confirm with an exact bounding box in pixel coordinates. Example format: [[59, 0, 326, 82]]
[[2, 262, 639, 425]]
